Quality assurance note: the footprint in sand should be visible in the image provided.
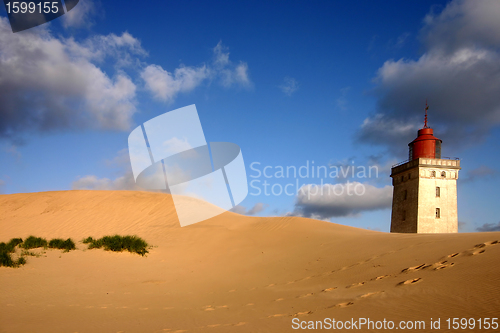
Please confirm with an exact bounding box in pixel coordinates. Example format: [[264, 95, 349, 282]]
[[298, 293, 314, 298], [373, 275, 390, 280], [360, 291, 384, 298], [472, 248, 486, 255], [232, 322, 247, 326], [346, 282, 365, 289], [335, 302, 354, 308], [268, 313, 287, 318], [461, 241, 498, 256], [432, 260, 455, 270], [397, 278, 422, 286], [292, 311, 313, 317], [321, 287, 337, 292], [401, 263, 430, 273], [274, 298, 285, 302]]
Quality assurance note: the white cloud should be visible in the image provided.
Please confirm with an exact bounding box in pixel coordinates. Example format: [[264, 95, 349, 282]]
[[141, 41, 251, 102], [279, 77, 299, 96], [394, 32, 410, 48], [336, 86, 351, 110], [141, 64, 209, 102], [62, 0, 98, 29], [161, 137, 193, 155], [0, 22, 248, 141], [358, 0, 500, 156], [72, 148, 192, 192], [290, 182, 392, 219], [0, 17, 144, 140], [213, 41, 230, 67], [72, 174, 140, 191], [2, 144, 22, 160]]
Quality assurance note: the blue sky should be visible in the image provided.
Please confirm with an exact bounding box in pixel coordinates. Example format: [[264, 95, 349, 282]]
[[1, 0, 499, 232]]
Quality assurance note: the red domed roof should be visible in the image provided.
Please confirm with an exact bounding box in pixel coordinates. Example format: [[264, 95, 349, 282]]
[[409, 128, 441, 145], [408, 102, 442, 160]]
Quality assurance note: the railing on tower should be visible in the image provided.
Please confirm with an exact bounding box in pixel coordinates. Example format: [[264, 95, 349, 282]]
[[391, 156, 460, 168]]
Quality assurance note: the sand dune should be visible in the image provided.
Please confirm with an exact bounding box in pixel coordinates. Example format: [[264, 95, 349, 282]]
[[1, 191, 499, 332]]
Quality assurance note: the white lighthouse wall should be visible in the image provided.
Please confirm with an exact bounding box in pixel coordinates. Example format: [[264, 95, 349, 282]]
[[390, 169, 419, 233], [390, 158, 460, 233], [417, 167, 459, 233]]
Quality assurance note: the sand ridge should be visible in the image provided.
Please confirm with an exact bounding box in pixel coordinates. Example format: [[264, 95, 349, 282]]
[[1, 190, 499, 332]]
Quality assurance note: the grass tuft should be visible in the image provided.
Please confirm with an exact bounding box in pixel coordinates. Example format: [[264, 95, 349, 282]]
[[82, 236, 95, 244], [0, 238, 27, 267], [85, 235, 149, 256], [0, 251, 15, 267], [20, 236, 48, 249], [48, 238, 76, 252], [16, 257, 27, 266], [0, 238, 23, 253]]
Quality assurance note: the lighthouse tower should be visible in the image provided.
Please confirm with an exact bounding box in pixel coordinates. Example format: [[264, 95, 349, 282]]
[[390, 104, 460, 233]]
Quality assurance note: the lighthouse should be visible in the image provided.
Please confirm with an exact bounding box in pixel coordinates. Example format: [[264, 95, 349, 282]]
[[390, 104, 461, 233]]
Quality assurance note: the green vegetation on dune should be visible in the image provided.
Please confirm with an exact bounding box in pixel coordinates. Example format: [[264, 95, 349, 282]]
[[20, 236, 48, 249], [0, 238, 27, 267], [48, 238, 76, 252], [83, 235, 149, 256], [1, 234, 149, 268]]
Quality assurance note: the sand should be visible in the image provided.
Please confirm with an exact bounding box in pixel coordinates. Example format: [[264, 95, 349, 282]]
[[0, 190, 499, 332]]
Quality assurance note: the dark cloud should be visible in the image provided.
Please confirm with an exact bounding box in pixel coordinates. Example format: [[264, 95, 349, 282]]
[[357, 0, 500, 158], [422, 0, 500, 54], [231, 202, 268, 216], [477, 221, 500, 232], [0, 17, 143, 142], [290, 182, 392, 219], [462, 165, 497, 183], [458, 221, 467, 232]]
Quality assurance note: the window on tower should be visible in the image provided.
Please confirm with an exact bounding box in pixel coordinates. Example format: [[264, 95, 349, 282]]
[[436, 208, 441, 219], [403, 190, 408, 200], [441, 171, 446, 177], [431, 171, 436, 177], [436, 187, 440, 197]]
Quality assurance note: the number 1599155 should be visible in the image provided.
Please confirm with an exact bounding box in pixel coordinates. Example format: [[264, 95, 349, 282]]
[[5, 2, 59, 14]]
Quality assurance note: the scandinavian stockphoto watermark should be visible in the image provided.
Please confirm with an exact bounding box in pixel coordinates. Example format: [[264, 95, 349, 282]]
[[3, 0, 80, 32], [127, 105, 248, 227], [248, 161, 379, 198]]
